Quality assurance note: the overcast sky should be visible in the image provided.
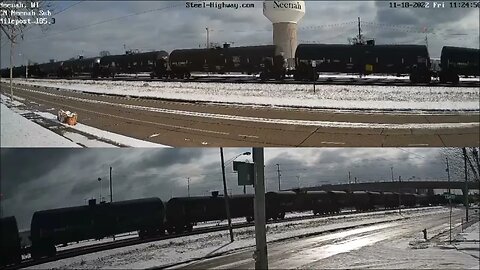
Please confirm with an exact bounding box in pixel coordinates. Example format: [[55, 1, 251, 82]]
[[1, 0, 479, 68], [1, 147, 474, 230]]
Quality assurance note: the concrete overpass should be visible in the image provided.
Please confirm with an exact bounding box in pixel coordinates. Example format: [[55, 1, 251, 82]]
[[303, 181, 480, 195]]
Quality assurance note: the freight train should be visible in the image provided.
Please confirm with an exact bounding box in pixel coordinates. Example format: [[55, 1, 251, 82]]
[[0, 190, 469, 265], [29, 198, 164, 259], [0, 216, 22, 267], [1, 44, 477, 83]]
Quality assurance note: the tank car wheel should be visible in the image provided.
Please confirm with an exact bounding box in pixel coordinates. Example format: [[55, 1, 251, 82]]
[[186, 224, 193, 232], [175, 226, 184, 234], [139, 230, 148, 238], [259, 72, 267, 81], [439, 74, 447, 83], [452, 74, 459, 84], [45, 243, 56, 257], [185, 73, 191, 79], [409, 74, 417, 83]]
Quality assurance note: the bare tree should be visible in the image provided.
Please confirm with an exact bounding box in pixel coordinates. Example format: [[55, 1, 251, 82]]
[[442, 148, 480, 182], [1, 0, 53, 101]]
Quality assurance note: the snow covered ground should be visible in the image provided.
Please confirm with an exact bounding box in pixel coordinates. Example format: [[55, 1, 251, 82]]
[[0, 95, 170, 148], [315, 220, 479, 269], [452, 221, 480, 259], [1, 102, 81, 148], [25, 207, 475, 270], [6, 78, 479, 111]]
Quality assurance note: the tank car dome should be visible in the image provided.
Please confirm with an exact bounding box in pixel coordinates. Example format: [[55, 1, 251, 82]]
[[263, 0, 305, 24]]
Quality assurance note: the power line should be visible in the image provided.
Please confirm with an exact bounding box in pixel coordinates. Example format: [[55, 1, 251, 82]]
[[0, 1, 85, 48], [22, 3, 183, 42], [52, 1, 86, 16]]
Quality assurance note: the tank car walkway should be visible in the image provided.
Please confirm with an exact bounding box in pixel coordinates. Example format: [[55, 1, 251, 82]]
[[1, 81, 478, 147]]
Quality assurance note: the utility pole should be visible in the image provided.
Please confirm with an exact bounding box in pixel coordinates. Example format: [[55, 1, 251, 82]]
[[391, 167, 394, 182], [220, 148, 234, 242], [446, 157, 452, 243], [187, 177, 190, 197], [25, 58, 28, 79], [97, 177, 102, 202], [297, 175, 300, 189], [9, 28, 15, 102], [276, 164, 281, 191], [463, 148, 469, 222], [109, 166, 115, 241], [354, 177, 357, 184], [109, 167, 113, 203], [358, 17, 362, 44], [253, 148, 268, 270], [348, 171, 351, 184], [206, 27, 210, 49]]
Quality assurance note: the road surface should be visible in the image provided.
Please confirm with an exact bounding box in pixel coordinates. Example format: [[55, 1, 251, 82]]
[[179, 210, 479, 269]]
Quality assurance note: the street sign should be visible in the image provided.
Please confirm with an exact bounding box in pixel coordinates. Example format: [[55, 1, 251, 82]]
[[444, 194, 455, 200], [233, 161, 254, 185]]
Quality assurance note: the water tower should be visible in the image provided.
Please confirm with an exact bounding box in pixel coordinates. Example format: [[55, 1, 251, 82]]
[[263, 0, 305, 69]]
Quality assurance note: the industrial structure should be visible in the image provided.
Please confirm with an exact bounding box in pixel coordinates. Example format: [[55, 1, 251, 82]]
[[263, 0, 305, 69]]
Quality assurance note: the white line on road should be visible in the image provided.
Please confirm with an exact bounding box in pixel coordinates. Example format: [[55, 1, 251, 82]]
[[238, 134, 259, 139], [408, 144, 430, 146], [321, 141, 346, 145]]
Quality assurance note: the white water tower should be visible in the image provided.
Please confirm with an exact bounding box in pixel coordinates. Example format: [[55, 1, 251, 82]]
[[263, 0, 305, 68]]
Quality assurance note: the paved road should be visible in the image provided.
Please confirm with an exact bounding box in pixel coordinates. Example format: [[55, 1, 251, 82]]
[[1, 82, 479, 147], [178, 210, 476, 269]]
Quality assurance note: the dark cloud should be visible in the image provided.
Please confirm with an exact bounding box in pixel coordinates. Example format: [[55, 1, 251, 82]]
[[0, 148, 77, 196]]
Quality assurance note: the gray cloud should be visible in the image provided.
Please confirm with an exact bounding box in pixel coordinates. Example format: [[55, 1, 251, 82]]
[[1, 1, 478, 67]]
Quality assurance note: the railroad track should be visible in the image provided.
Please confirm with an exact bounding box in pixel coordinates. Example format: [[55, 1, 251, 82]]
[[2, 205, 447, 270], [17, 75, 480, 88]]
